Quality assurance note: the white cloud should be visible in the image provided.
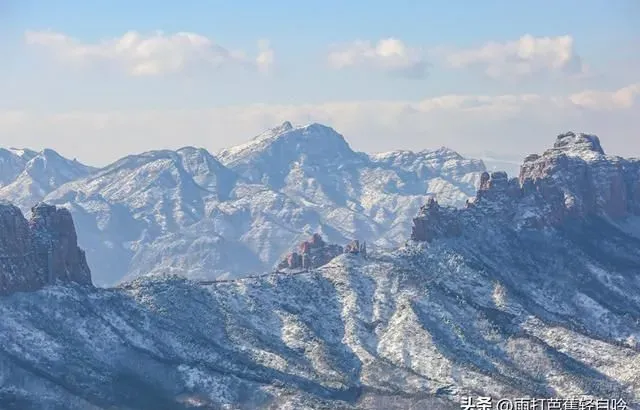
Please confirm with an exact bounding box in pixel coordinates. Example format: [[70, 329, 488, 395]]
[[569, 83, 640, 110], [444, 34, 587, 78], [24, 30, 274, 76], [255, 39, 275, 74], [1, 84, 638, 167], [327, 38, 428, 78]]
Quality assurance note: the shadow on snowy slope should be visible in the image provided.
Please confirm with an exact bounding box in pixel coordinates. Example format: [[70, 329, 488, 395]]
[[1, 215, 640, 408]]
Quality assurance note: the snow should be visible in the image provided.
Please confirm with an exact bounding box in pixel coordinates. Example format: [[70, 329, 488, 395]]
[[3, 215, 640, 408], [1, 122, 485, 285], [2, 126, 640, 407]]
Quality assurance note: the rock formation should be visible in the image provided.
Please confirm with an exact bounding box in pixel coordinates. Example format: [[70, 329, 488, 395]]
[[0, 202, 92, 295], [277, 234, 367, 270], [344, 239, 367, 258], [412, 131, 640, 242]]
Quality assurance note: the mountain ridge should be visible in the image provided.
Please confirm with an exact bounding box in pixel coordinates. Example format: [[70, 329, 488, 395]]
[[1, 122, 485, 285], [411, 131, 640, 245], [0, 148, 96, 213], [1, 130, 640, 408]]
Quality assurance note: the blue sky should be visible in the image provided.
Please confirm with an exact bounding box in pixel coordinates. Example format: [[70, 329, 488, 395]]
[[1, 0, 639, 166]]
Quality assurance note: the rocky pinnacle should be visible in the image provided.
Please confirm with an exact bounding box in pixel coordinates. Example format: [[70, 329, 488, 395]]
[[0, 202, 92, 295]]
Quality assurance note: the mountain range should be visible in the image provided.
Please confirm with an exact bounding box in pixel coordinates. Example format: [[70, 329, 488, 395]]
[[0, 131, 639, 409], [0, 122, 485, 286]]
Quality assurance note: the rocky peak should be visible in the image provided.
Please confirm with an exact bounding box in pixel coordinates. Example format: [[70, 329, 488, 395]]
[[277, 121, 293, 133], [553, 131, 605, 156], [0, 202, 91, 295], [218, 122, 363, 191], [278, 234, 367, 270], [343, 239, 367, 257], [411, 132, 640, 243], [410, 198, 462, 242]]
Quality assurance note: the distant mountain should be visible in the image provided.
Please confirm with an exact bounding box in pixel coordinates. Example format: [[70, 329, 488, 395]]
[[0, 148, 95, 213], [26, 123, 485, 285], [1, 131, 639, 409], [0, 148, 37, 186], [0, 123, 485, 285]]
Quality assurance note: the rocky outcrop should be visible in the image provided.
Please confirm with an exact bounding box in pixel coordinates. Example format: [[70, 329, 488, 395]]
[[0, 202, 91, 295], [411, 197, 463, 243], [412, 132, 640, 242], [344, 239, 367, 258], [278, 234, 367, 270]]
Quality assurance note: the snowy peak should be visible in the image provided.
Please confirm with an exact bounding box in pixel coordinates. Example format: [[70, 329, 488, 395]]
[[48, 147, 234, 213], [7, 147, 38, 160], [275, 120, 293, 133], [218, 122, 363, 190], [0, 148, 32, 185], [25, 148, 95, 181], [552, 131, 605, 156], [373, 146, 463, 163], [371, 147, 485, 178], [175, 146, 237, 197], [412, 132, 640, 242], [0, 148, 95, 212], [44, 146, 239, 247], [1, 124, 486, 285], [219, 122, 359, 167]]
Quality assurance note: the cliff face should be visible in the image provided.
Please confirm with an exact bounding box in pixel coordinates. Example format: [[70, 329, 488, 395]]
[[412, 132, 640, 242], [277, 233, 368, 270], [0, 202, 91, 295]]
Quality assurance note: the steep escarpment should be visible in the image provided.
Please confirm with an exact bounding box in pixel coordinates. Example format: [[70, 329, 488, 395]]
[[412, 132, 640, 241], [0, 202, 91, 295]]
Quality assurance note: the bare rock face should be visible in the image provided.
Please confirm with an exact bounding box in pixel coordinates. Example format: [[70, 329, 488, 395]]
[[411, 197, 463, 242], [344, 239, 367, 258], [278, 233, 367, 270], [0, 201, 92, 295], [411, 132, 640, 242], [278, 233, 344, 270]]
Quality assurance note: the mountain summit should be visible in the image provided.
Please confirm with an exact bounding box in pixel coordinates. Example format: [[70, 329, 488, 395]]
[[0, 123, 484, 285], [0, 148, 95, 213], [413, 131, 640, 242], [218, 122, 364, 190], [0, 131, 639, 408]]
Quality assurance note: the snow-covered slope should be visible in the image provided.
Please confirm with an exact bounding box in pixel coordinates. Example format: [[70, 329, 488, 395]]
[[0, 148, 37, 186], [2, 130, 640, 407], [0, 122, 482, 285], [0, 149, 95, 213], [1, 132, 640, 408], [216, 122, 485, 252]]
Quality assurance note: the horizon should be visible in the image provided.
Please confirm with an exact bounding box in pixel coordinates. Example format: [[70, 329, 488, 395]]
[[1, 1, 639, 165], [0, 121, 625, 175]]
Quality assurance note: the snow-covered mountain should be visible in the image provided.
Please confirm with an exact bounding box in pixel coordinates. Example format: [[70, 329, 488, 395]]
[[0, 148, 95, 212], [1, 132, 639, 409], [1, 122, 485, 285], [0, 147, 37, 186]]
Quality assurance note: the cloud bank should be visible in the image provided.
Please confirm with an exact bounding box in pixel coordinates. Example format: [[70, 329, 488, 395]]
[[1, 84, 638, 167], [444, 34, 587, 78], [327, 38, 428, 78], [25, 30, 275, 76], [326, 34, 588, 80]]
